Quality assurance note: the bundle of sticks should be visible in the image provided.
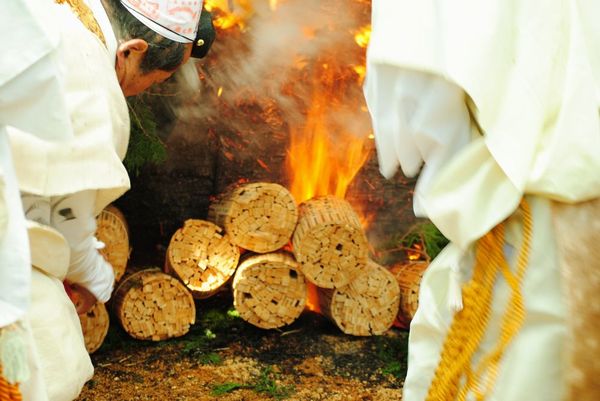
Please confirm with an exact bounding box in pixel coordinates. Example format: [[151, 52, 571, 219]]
[[79, 205, 196, 350], [87, 181, 412, 345], [177, 182, 400, 335]]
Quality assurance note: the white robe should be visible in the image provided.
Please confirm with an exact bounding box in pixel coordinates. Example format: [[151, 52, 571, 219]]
[[6, 1, 131, 400], [0, 2, 81, 400], [364, 1, 600, 400], [0, 0, 74, 330]]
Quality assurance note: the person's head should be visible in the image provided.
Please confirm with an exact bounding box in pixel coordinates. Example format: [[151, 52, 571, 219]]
[[103, 0, 214, 96]]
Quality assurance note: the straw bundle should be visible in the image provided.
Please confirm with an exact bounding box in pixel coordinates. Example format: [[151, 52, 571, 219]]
[[208, 182, 298, 253], [232, 252, 306, 329], [95, 205, 130, 282], [166, 219, 239, 299], [79, 301, 110, 353], [292, 196, 368, 288], [389, 261, 429, 328], [112, 269, 195, 341], [318, 260, 399, 336]]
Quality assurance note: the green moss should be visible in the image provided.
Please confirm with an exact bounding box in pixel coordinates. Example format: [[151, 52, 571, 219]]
[[210, 366, 295, 399]]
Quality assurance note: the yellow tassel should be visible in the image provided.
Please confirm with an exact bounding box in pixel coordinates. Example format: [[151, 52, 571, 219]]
[[426, 199, 532, 401]]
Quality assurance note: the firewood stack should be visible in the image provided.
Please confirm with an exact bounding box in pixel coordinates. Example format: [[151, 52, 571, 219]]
[[82, 205, 197, 348], [203, 185, 398, 336], [232, 252, 306, 329], [292, 196, 368, 288], [318, 260, 400, 336], [112, 269, 196, 341], [84, 183, 402, 344], [79, 302, 110, 353], [166, 219, 240, 299], [388, 261, 429, 329], [96, 204, 130, 282], [76, 204, 131, 353], [208, 182, 298, 253]]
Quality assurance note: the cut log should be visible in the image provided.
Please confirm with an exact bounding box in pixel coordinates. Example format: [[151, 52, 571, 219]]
[[318, 260, 400, 336], [292, 196, 368, 288], [112, 268, 195, 341], [96, 205, 130, 282], [79, 302, 109, 353], [232, 252, 306, 329], [208, 182, 298, 253], [166, 219, 240, 299], [388, 261, 429, 329]]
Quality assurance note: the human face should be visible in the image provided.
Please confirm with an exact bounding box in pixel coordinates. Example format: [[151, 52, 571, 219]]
[[115, 40, 193, 97]]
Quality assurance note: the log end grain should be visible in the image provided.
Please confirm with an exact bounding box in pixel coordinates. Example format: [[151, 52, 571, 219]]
[[232, 252, 306, 329]]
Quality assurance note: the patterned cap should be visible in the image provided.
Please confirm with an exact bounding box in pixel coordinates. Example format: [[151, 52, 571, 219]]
[[120, 0, 203, 43]]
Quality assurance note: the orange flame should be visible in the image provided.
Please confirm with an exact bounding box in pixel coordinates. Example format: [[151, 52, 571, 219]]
[[286, 92, 370, 204], [204, 0, 251, 30], [407, 243, 424, 261], [285, 76, 371, 312], [354, 24, 371, 48]]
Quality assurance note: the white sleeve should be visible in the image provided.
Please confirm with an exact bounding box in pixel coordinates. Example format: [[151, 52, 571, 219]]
[[0, 133, 31, 327], [50, 190, 114, 303], [363, 64, 472, 216]]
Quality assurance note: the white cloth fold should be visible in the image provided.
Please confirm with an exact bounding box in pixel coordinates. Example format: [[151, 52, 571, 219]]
[[8, 1, 131, 217], [22, 191, 115, 303], [0, 132, 30, 328]]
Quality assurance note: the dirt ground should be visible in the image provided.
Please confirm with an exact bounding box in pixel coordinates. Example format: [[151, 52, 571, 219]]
[[76, 294, 408, 401]]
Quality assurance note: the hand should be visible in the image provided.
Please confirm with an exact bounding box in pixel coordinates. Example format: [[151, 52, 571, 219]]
[[66, 282, 98, 315]]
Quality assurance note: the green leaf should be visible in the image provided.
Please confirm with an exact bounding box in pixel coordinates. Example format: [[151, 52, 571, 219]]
[[210, 382, 246, 396], [123, 97, 167, 175]]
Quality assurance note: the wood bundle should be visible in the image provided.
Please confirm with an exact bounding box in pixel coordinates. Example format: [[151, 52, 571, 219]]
[[292, 196, 369, 289], [96, 204, 130, 282], [166, 219, 240, 299], [232, 252, 306, 329], [79, 302, 110, 353], [318, 260, 400, 336], [112, 269, 195, 341], [208, 182, 298, 253], [388, 261, 429, 328]]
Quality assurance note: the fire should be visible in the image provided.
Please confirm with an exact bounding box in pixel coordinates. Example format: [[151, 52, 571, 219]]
[[285, 68, 371, 312], [352, 65, 366, 83], [354, 24, 371, 48], [407, 243, 425, 261], [286, 88, 370, 204], [204, 0, 252, 30]]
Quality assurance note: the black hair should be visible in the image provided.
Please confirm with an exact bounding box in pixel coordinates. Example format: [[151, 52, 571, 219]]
[[103, 0, 187, 73]]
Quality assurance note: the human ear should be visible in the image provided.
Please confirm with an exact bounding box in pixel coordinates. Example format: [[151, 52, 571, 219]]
[[115, 39, 149, 68]]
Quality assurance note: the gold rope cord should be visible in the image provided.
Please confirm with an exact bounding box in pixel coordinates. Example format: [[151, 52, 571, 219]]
[[55, 0, 106, 46], [426, 200, 532, 401], [0, 365, 22, 401]]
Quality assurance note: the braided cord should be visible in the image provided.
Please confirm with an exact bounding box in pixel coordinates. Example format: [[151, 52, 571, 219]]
[[426, 200, 532, 401]]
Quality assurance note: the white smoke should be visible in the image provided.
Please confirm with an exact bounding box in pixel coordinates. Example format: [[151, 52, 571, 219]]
[[173, 0, 371, 141]]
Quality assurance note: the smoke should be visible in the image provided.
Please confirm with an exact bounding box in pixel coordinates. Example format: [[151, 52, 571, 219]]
[[172, 0, 371, 147]]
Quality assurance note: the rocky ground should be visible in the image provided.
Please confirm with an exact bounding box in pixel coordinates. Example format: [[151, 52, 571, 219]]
[[76, 294, 408, 401]]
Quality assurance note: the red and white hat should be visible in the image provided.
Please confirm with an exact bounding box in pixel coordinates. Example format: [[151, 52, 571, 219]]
[[120, 0, 203, 43]]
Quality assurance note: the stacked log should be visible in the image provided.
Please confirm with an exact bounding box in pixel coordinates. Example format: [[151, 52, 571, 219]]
[[292, 196, 369, 289], [389, 261, 429, 329], [318, 260, 400, 336], [112, 269, 195, 341], [166, 219, 240, 299], [208, 182, 298, 253], [232, 252, 306, 329], [75, 205, 129, 353], [79, 302, 110, 353], [96, 204, 130, 282]]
